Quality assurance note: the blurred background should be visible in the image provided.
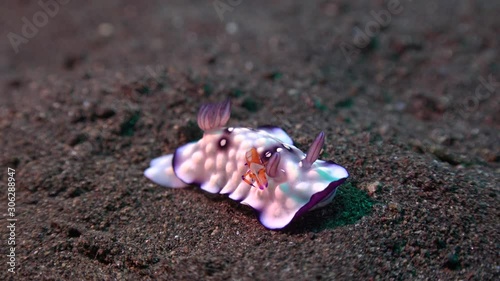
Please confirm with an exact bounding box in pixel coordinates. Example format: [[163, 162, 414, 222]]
[[1, 0, 498, 126], [2, 0, 498, 162]]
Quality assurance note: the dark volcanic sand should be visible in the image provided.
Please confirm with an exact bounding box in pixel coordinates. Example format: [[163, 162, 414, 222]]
[[0, 0, 499, 280]]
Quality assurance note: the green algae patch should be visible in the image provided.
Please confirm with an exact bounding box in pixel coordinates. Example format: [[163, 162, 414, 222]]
[[322, 182, 375, 229], [242, 97, 259, 112], [120, 111, 141, 136]]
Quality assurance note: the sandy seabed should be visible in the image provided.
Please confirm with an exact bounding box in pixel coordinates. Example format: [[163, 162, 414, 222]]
[[0, 1, 498, 280]]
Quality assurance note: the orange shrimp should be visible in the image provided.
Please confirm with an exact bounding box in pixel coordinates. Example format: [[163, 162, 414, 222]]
[[242, 147, 268, 190]]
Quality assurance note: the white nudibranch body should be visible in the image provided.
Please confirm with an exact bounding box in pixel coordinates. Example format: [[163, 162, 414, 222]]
[[144, 100, 349, 229]]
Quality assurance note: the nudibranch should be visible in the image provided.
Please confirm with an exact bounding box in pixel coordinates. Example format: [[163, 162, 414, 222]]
[[144, 99, 349, 229]]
